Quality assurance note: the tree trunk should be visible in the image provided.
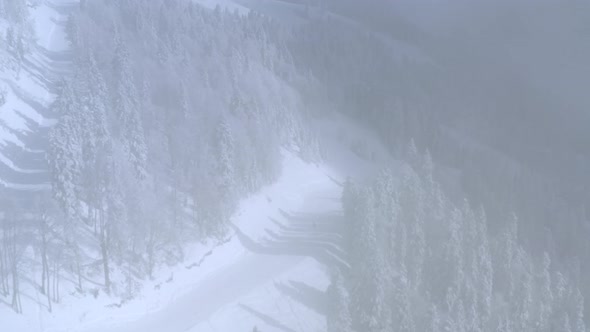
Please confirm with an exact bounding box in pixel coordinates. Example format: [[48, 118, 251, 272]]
[[0, 244, 6, 296], [40, 217, 52, 312], [0, 220, 8, 296], [75, 245, 82, 291], [100, 210, 110, 294], [93, 207, 97, 235], [11, 264, 21, 313], [40, 217, 48, 295], [8, 220, 21, 313], [146, 223, 155, 280], [53, 256, 60, 303]]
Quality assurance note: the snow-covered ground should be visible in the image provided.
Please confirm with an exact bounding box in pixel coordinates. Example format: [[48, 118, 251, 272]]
[[74, 153, 342, 332], [2, 1, 397, 331], [0, 0, 73, 192], [3, 110, 392, 331]]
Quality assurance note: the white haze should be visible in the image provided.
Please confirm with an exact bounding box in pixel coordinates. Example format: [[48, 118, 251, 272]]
[[0, 0, 588, 331]]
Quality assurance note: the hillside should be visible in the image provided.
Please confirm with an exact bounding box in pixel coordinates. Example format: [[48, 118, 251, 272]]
[[1, 0, 589, 331]]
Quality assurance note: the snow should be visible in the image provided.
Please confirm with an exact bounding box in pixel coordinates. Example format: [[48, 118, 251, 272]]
[[0, 0, 73, 191], [1, 1, 398, 330], [1, 107, 393, 331]]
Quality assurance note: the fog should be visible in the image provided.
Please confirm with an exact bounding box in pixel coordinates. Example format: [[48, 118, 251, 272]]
[[0, 0, 588, 331]]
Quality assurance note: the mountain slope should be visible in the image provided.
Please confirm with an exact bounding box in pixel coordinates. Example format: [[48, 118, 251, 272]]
[[0, 0, 73, 193], [4, 110, 392, 331], [2, 0, 588, 330]]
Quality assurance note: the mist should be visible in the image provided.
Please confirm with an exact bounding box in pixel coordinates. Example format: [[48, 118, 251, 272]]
[[1, 0, 588, 331]]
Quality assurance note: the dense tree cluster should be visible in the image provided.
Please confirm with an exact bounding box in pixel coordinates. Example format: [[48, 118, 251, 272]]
[[289, 11, 588, 265], [46, 0, 321, 298], [1, 1, 587, 327], [0, 0, 37, 315], [288, 16, 438, 153], [334, 144, 586, 331], [287, 11, 590, 326], [0, 0, 32, 75], [2, 0, 321, 312], [0, 0, 27, 24]]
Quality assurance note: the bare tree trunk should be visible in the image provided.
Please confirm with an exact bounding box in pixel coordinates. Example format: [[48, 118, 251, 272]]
[[74, 244, 82, 291], [0, 241, 6, 296], [0, 217, 8, 296], [40, 215, 52, 312], [64, 220, 83, 292], [40, 216, 48, 295], [93, 208, 98, 236], [8, 219, 21, 313], [46, 265, 52, 313], [99, 209, 110, 294], [11, 264, 21, 313], [53, 256, 60, 303], [146, 222, 155, 280], [173, 181, 178, 226]]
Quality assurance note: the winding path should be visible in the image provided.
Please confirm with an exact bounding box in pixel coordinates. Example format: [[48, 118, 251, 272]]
[[77, 159, 349, 332]]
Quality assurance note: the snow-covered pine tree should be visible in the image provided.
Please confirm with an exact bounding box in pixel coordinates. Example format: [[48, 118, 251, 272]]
[[49, 80, 82, 220], [327, 271, 353, 332], [112, 36, 147, 180], [214, 117, 236, 203], [537, 252, 553, 331], [350, 188, 388, 331]]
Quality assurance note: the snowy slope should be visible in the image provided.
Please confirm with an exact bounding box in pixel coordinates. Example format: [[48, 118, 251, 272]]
[[0, 0, 73, 193], [2, 109, 392, 331], [76, 153, 341, 332], [1, 1, 400, 331]]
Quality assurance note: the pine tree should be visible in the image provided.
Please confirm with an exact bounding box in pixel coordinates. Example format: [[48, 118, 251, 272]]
[[427, 304, 441, 332], [445, 208, 464, 312], [398, 169, 425, 289], [474, 206, 492, 325], [537, 252, 553, 331], [420, 149, 434, 188], [495, 213, 519, 296], [571, 288, 586, 332], [559, 313, 573, 332], [112, 37, 147, 179], [49, 80, 82, 219], [214, 117, 236, 203], [77, 52, 112, 209], [327, 272, 353, 332], [350, 189, 388, 331], [512, 260, 533, 332], [496, 315, 512, 332], [342, 177, 357, 220], [406, 138, 420, 171]]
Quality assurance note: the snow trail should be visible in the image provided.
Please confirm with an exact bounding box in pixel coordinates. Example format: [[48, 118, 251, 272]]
[[73, 152, 349, 332]]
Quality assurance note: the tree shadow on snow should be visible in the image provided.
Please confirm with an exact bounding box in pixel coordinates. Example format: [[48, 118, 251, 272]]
[[234, 211, 349, 272], [239, 303, 297, 332], [274, 280, 327, 315]]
